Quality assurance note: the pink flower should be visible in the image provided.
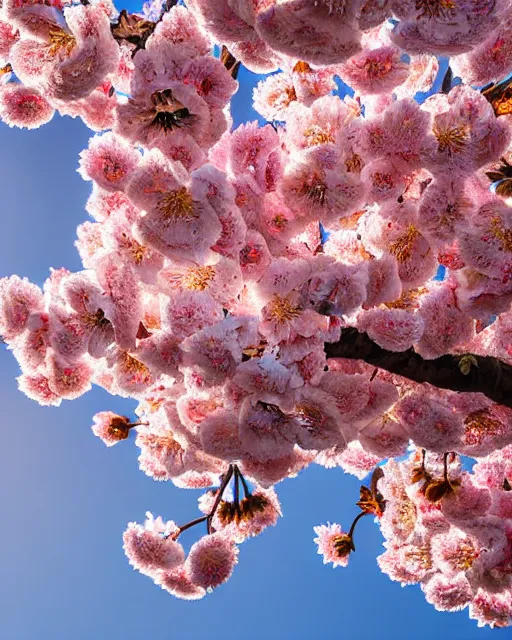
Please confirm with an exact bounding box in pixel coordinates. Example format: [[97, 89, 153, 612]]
[[252, 72, 297, 122], [313, 523, 353, 568], [395, 392, 464, 453], [78, 132, 141, 192], [153, 5, 211, 59], [255, 2, 361, 65], [229, 36, 281, 74], [186, 532, 238, 590], [239, 398, 296, 462], [95, 252, 142, 351], [0, 19, 18, 62], [291, 386, 345, 451], [91, 411, 137, 447], [156, 565, 206, 600], [182, 56, 238, 110], [199, 410, 243, 461], [0, 84, 54, 129], [17, 372, 62, 407], [0, 275, 44, 341], [416, 283, 475, 359], [359, 413, 410, 459], [116, 80, 211, 150], [469, 589, 512, 629], [338, 46, 409, 96], [451, 18, 512, 86], [431, 526, 480, 571], [123, 513, 184, 576], [358, 308, 425, 352], [46, 351, 93, 400]]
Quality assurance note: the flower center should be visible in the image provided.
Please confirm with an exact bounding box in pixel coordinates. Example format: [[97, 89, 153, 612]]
[[107, 415, 131, 441], [464, 409, 504, 445], [295, 403, 326, 430], [303, 125, 334, 146], [453, 542, 479, 570], [150, 89, 195, 132], [345, 153, 364, 173], [267, 295, 302, 323], [364, 57, 393, 79], [301, 176, 327, 206], [389, 225, 420, 263], [433, 123, 468, 154], [121, 352, 151, 384], [416, 0, 456, 19], [332, 533, 354, 557], [103, 157, 126, 182], [406, 546, 432, 570], [48, 29, 76, 57], [158, 187, 197, 221], [182, 265, 216, 291], [489, 216, 512, 251]]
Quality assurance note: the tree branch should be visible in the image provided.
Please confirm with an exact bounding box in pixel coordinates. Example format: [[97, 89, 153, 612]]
[[324, 327, 512, 409]]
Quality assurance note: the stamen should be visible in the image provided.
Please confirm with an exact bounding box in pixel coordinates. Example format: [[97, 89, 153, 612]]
[[433, 122, 468, 154], [389, 225, 420, 263], [267, 295, 302, 323], [48, 29, 76, 57], [158, 187, 197, 221]]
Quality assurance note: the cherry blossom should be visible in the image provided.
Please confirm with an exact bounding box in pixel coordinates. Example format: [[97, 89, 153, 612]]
[[2, 0, 512, 627]]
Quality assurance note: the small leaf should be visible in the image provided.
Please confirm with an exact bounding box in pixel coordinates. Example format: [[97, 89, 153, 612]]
[[458, 354, 478, 376], [411, 466, 430, 484], [424, 479, 450, 503], [424, 479, 459, 503]]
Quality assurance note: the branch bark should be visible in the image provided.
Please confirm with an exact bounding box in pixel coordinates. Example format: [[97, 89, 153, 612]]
[[324, 327, 512, 410]]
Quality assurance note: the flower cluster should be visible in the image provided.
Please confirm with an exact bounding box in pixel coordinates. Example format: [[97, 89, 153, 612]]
[[1, 0, 512, 627], [123, 464, 280, 598], [376, 450, 512, 628]]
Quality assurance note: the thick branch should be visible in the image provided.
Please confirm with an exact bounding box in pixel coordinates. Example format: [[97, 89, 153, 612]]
[[324, 327, 512, 409]]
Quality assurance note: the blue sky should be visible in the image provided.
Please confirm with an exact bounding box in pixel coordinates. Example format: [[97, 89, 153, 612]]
[[0, 33, 503, 640]]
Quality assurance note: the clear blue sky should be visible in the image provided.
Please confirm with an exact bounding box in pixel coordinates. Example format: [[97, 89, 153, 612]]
[[0, 25, 502, 639]]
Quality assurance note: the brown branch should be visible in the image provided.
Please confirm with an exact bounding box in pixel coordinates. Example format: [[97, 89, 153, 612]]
[[324, 327, 512, 409]]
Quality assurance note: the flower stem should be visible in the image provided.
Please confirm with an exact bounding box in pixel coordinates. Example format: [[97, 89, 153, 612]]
[[348, 511, 368, 549], [171, 515, 208, 540], [127, 421, 148, 429], [236, 465, 251, 498], [207, 464, 234, 534]]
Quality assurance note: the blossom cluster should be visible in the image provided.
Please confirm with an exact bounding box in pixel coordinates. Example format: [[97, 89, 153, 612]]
[[1, 0, 512, 627]]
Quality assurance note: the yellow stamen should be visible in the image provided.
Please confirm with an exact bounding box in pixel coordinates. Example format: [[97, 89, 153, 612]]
[[433, 123, 468, 154], [490, 216, 512, 251], [303, 125, 335, 146], [181, 265, 216, 291], [389, 225, 420, 263], [344, 153, 364, 174], [384, 287, 428, 310], [158, 187, 197, 221], [48, 29, 76, 57], [267, 295, 301, 323]]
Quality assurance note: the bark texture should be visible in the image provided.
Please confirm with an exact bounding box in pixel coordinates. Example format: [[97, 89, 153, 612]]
[[325, 328, 512, 409]]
